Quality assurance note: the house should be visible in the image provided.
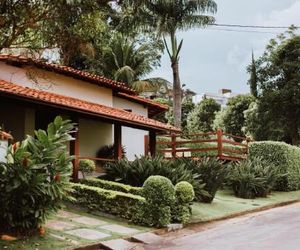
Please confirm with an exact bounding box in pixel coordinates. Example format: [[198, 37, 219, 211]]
[[193, 89, 238, 107], [0, 55, 179, 179]]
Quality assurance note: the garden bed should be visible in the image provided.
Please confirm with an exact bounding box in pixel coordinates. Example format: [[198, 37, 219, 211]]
[[190, 189, 300, 223]]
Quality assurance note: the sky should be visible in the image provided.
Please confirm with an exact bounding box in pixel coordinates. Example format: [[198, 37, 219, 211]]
[[148, 0, 300, 95]]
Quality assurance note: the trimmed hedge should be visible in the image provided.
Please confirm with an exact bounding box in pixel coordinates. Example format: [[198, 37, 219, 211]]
[[70, 183, 144, 219], [80, 178, 143, 196], [249, 141, 300, 191]]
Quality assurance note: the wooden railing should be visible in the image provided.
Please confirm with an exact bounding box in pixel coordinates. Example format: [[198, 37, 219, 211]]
[[156, 129, 250, 161]]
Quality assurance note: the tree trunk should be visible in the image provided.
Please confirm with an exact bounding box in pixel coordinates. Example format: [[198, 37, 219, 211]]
[[171, 61, 182, 128]]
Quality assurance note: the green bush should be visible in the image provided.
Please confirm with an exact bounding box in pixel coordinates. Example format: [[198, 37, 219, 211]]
[[70, 183, 144, 219], [143, 175, 175, 205], [173, 181, 194, 224], [132, 176, 175, 227], [228, 157, 280, 199], [0, 117, 74, 234], [103, 156, 207, 201], [80, 177, 143, 196], [175, 181, 195, 204], [249, 141, 300, 191], [79, 159, 96, 178], [177, 158, 228, 203]]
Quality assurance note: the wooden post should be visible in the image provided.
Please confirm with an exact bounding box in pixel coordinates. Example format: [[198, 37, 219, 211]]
[[171, 133, 177, 159], [70, 117, 80, 182], [114, 124, 122, 160], [144, 135, 149, 156], [149, 130, 156, 157], [217, 129, 223, 158]]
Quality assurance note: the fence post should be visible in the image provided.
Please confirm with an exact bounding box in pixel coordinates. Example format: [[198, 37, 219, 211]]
[[171, 133, 176, 159], [217, 129, 223, 158]]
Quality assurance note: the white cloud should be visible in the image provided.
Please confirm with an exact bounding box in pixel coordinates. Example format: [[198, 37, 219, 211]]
[[256, 1, 300, 26]]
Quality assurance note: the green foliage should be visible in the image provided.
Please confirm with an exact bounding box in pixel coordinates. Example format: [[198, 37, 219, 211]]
[[214, 94, 254, 140], [80, 177, 143, 196], [249, 141, 300, 191], [132, 176, 175, 227], [70, 183, 144, 219], [172, 181, 194, 224], [249, 31, 300, 144], [79, 159, 96, 178], [104, 156, 195, 186], [187, 98, 221, 133], [103, 156, 207, 201], [247, 52, 258, 98], [243, 101, 285, 141], [178, 158, 228, 203], [96, 144, 126, 160], [0, 116, 74, 234], [175, 181, 195, 204], [228, 158, 280, 199]]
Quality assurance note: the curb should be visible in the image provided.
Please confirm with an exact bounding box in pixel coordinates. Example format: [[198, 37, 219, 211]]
[[185, 199, 300, 230]]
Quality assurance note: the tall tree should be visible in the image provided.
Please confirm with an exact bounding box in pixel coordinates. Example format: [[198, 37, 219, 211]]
[[122, 0, 217, 128], [248, 51, 258, 98], [254, 30, 300, 145], [187, 98, 220, 133]]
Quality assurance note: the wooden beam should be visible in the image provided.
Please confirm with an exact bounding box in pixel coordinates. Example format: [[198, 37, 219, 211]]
[[114, 124, 122, 160], [144, 135, 149, 156], [70, 117, 80, 181], [149, 131, 156, 157]]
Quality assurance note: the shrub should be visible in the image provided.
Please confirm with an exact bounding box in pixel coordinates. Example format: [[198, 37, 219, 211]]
[[249, 141, 300, 191], [79, 159, 96, 178], [173, 181, 194, 224], [177, 158, 228, 203], [80, 177, 143, 196], [96, 144, 126, 160], [70, 183, 144, 219], [0, 117, 74, 234], [175, 181, 195, 204], [103, 156, 207, 201], [132, 176, 175, 227], [228, 157, 280, 199]]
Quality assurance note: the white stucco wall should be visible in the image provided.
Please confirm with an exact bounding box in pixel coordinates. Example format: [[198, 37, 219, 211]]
[[79, 118, 113, 158], [113, 97, 148, 160], [0, 62, 113, 107]]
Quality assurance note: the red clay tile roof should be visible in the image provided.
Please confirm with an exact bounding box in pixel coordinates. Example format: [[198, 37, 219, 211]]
[[0, 80, 180, 132], [0, 54, 168, 114], [0, 54, 135, 94]]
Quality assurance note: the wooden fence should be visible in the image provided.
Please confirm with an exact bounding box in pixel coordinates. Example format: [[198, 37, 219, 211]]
[[156, 129, 250, 161]]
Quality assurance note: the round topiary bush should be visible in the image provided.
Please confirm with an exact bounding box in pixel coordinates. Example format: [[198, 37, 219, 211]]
[[175, 181, 195, 204], [143, 175, 175, 205], [79, 159, 96, 178]]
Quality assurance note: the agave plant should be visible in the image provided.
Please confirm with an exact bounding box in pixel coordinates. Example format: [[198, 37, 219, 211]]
[[228, 157, 281, 199]]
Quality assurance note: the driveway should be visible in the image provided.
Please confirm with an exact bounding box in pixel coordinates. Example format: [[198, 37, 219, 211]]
[[145, 202, 300, 250]]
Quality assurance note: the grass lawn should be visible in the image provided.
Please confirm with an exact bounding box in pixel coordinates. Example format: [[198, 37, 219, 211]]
[[191, 189, 300, 223]]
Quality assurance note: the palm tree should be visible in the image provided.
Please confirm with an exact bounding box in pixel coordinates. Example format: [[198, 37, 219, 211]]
[[102, 33, 171, 93], [121, 0, 217, 127]]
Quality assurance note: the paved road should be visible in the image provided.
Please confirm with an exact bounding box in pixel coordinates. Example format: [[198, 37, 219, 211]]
[[146, 202, 300, 250]]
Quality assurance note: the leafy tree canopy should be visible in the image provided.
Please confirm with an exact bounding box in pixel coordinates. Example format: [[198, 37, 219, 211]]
[[213, 94, 254, 139], [245, 28, 300, 144], [187, 98, 220, 133]]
